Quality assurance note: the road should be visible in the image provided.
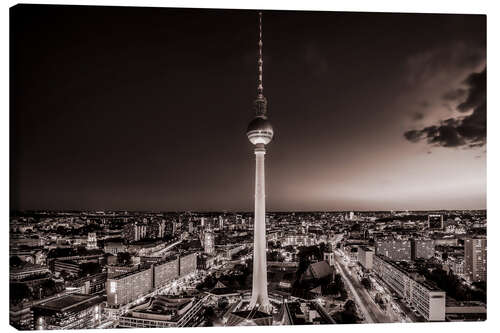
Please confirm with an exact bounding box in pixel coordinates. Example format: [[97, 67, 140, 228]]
[[333, 251, 395, 323]]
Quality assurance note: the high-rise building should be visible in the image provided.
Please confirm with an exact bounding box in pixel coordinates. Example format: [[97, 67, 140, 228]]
[[373, 255, 445, 321], [358, 246, 374, 270], [375, 239, 411, 261], [246, 12, 274, 312], [411, 239, 435, 260], [179, 252, 197, 277], [107, 267, 153, 307], [153, 256, 179, 288], [86, 232, 98, 250], [204, 231, 214, 255], [428, 214, 444, 230], [464, 236, 487, 282], [122, 222, 147, 243]]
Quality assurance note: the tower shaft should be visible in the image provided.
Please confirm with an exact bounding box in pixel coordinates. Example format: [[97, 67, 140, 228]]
[[250, 145, 270, 311]]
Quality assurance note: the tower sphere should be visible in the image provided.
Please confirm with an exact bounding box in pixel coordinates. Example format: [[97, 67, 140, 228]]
[[247, 116, 274, 145]]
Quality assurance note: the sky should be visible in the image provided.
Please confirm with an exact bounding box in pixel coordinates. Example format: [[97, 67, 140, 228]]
[[10, 5, 486, 211]]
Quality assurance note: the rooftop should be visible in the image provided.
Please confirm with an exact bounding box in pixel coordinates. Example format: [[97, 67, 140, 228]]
[[33, 294, 104, 313]]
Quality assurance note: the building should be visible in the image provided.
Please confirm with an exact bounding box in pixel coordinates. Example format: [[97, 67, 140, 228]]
[[428, 214, 444, 230], [358, 246, 374, 270], [107, 264, 139, 278], [373, 255, 445, 321], [301, 261, 333, 281], [223, 244, 246, 260], [86, 233, 98, 250], [68, 273, 107, 294], [179, 252, 197, 277], [118, 295, 207, 328], [279, 301, 336, 325], [204, 231, 214, 255], [464, 237, 487, 282], [445, 299, 487, 321], [32, 294, 105, 330], [446, 254, 465, 278], [197, 254, 215, 270], [281, 233, 317, 247], [104, 242, 125, 255], [53, 260, 81, 277], [123, 222, 148, 243], [150, 256, 178, 288], [246, 12, 274, 313], [343, 245, 359, 262], [106, 266, 153, 307], [411, 239, 435, 260], [11, 249, 46, 266], [10, 236, 43, 248], [10, 264, 50, 281], [323, 251, 335, 266], [375, 239, 411, 261]]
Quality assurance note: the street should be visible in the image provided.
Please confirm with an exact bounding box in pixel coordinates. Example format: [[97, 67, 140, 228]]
[[333, 251, 391, 323]]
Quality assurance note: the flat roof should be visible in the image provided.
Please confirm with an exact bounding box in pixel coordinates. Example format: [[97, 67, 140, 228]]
[[375, 255, 443, 292], [34, 294, 104, 313]]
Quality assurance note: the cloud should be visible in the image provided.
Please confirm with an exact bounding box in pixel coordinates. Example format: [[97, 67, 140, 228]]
[[442, 88, 466, 101], [404, 68, 486, 148], [418, 101, 430, 108], [457, 69, 486, 113], [412, 112, 425, 121], [405, 42, 485, 86]]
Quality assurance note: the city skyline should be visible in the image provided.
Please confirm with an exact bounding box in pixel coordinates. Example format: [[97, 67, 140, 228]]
[[11, 5, 486, 212], [9, 5, 488, 329]]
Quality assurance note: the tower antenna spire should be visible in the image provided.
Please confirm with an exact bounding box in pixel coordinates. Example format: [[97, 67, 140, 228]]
[[257, 11, 264, 99]]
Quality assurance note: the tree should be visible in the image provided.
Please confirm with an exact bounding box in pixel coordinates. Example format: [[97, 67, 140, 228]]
[[333, 274, 348, 300], [375, 293, 386, 309], [10, 256, 24, 268], [60, 269, 71, 280], [319, 242, 327, 259], [117, 252, 132, 265], [10, 283, 32, 305], [296, 257, 311, 279], [40, 279, 57, 298], [267, 251, 282, 262], [333, 300, 360, 324], [218, 297, 229, 310], [361, 277, 372, 290]]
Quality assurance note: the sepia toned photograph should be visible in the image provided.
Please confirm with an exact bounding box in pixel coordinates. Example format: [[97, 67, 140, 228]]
[[9, 3, 486, 330]]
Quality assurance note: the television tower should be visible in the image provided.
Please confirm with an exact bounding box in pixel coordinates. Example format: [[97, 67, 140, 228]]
[[247, 12, 274, 312]]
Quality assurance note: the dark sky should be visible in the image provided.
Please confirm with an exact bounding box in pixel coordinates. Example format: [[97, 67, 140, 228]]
[[10, 4, 486, 211]]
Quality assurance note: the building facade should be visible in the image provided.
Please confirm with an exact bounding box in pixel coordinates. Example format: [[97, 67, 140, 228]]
[[358, 246, 374, 270], [32, 294, 105, 330], [375, 239, 411, 261], [106, 267, 153, 307], [411, 239, 435, 260], [373, 255, 445, 321], [464, 237, 487, 282]]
